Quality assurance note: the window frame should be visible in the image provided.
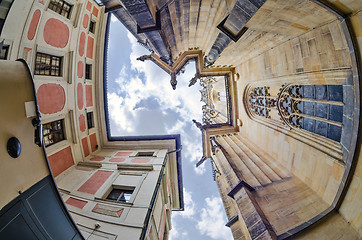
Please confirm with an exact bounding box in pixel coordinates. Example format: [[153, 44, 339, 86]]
[[86, 111, 94, 129], [105, 188, 134, 203], [43, 119, 66, 147], [0, 44, 9, 60], [85, 63, 92, 80], [136, 151, 155, 157], [48, 0, 73, 19], [34, 52, 62, 76], [89, 19, 96, 34]]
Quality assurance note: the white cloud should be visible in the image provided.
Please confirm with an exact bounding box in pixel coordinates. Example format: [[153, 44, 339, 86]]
[[111, 14, 117, 22], [107, 29, 205, 170], [194, 163, 206, 175], [107, 92, 135, 133], [169, 216, 179, 240], [174, 188, 195, 219], [196, 197, 233, 240]]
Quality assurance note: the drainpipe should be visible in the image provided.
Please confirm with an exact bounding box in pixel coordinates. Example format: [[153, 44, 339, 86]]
[[140, 146, 182, 240]]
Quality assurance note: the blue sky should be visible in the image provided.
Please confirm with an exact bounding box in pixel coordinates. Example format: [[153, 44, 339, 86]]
[[107, 15, 233, 240]]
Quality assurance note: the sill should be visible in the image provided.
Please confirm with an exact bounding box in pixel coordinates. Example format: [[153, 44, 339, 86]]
[[44, 140, 69, 156], [94, 197, 133, 206]]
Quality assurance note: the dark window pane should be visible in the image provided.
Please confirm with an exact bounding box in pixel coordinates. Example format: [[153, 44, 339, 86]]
[[85, 64, 92, 79], [315, 121, 328, 137], [303, 101, 315, 116], [0, 45, 9, 60], [42, 119, 65, 147], [301, 85, 314, 98], [329, 105, 343, 123], [120, 191, 133, 202], [106, 189, 133, 202], [316, 103, 328, 118], [315, 85, 327, 100], [89, 20, 95, 33], [302, 118, 315, 132], [34, 52, 62, 76], [328, 85, 343, 102], [87, 112, 94, 129], [328, 124, 342, 142], [106, 189, 123, 201]]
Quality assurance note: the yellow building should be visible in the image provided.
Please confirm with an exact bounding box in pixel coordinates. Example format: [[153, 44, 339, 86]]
[[0, 0, 361, 239]]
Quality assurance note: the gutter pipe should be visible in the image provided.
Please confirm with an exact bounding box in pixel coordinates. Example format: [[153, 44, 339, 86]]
[[140, 146, 182, 240]]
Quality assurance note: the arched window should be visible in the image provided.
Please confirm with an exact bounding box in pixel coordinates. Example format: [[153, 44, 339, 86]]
[[278, 85, 343, 142], [246, 84, 344, 142]]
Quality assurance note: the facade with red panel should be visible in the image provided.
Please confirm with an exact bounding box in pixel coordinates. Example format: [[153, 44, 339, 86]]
[[0, 1, 184, 239]]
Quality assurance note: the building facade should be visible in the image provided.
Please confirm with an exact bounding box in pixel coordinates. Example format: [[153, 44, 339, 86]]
[[0, 0, 183, 239], [99, 0, 362, 239]]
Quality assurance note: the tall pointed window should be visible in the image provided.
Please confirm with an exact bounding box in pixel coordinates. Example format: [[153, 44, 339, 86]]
[[278, 85, 343, 142], [246, 84, 344, 142]]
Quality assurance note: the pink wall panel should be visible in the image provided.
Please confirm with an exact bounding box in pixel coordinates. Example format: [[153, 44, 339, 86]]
[[43, 18, 69, 48], [79, 114, 86, 132], [77, 170, 113, 194], [86, 36, 94, 59], [86, 84, 93, 107], [86, 1, 92, 11], [82, 137, 90, 157], [77, 61, 83, 78], [66, 197, 87, 209], [82, 14, 89, 29], [48, 146, 74, 177], [109, 158, 125, 163], [77, 83, 83, 110], [37, 83, 65, 114], [27, 9, 41, 40], [79, 32, 86, 57], [92, 7, 99, 18], [89, 133, 98, 152]]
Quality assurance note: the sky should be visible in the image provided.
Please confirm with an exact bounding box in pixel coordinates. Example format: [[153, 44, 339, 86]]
[[107, 14, 233, 240]]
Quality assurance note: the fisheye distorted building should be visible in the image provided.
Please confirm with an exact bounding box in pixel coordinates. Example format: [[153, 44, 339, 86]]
[[0, 0, 362, 239]]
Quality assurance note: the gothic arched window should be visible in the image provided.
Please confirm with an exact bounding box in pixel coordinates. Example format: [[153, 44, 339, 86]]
[[277, 85, 343, 142], [246, 84, 344, 142]]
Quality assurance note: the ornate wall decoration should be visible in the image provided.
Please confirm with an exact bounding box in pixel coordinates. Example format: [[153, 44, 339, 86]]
[[248, 86, 276, 119]]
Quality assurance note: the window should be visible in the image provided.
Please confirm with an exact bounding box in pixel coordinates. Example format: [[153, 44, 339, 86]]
[[43, 119, 65, 147], [86, 111, 94, 129], [89, 20, 95, 34], [48, 0, 72, 18], [217, 92, 226, 102], [136, 151, 154, 157], [34, 52, 62, 76], [0, 45, 9, 60], [85, 64, 92, 79], [247, 84, 344, 142], [278, 85, 344, 142], [106, 188, 133, 203]]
